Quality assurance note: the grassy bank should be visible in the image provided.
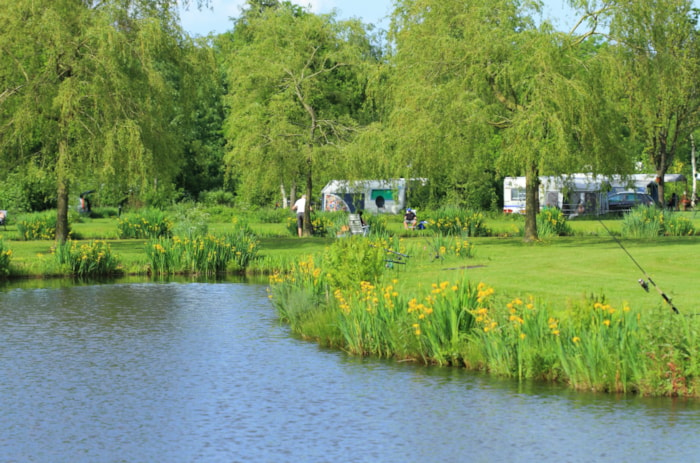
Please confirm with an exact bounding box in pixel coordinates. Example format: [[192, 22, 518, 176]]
[[2, 209, 700, 396]]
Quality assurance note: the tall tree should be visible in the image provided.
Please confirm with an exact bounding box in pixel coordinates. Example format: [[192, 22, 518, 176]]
[[606, 0, 700, 204], [223, 2, 376, 233], [0, 0, 210, 241], [388, 0, 628, 240]]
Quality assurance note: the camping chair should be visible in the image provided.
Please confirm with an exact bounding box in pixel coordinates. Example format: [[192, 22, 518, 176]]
[[348, 213, 369, 236], [0, 210, 6, 230]]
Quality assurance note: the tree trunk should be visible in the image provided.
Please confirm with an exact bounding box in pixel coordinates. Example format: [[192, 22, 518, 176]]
[[524, 162, 539, 242], [55, 140, 70, 243], [692, 134, 697, 207], [303, 157, 313, 237], [290, 183, 297, 209], [280, 183, 288, 208]]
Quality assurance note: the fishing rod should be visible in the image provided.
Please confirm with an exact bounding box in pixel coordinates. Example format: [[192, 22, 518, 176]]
[[598, 219, 679, 314]]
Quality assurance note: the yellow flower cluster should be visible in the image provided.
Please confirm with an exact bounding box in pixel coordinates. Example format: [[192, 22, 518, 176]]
[[334, 289, 351, 314], [407, 296, 433, 335], [454, 240, 474, 257], [476, 282, 494, 303], [548, 317, 560, 336]]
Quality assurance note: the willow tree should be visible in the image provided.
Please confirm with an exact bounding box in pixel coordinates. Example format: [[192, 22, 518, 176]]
[[388, 0, 627, 239], [605, 0, 700, 204], [222, 2, 376, 233], [0, 0, 210, 241]]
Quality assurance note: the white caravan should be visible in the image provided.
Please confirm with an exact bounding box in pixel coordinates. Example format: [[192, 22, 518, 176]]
[[503, 173, 687, 216]]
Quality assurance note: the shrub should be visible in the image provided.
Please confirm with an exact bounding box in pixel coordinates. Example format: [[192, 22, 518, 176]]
[[251, 207, 290, 224], [53, 240, 120, 277], [199, 189, 235, 207], [170, 203, 209, 238], [322, 236, 386, 290], [117, 209, 172, 239]]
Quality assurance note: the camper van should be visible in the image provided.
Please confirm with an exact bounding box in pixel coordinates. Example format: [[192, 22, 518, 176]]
[[321, 179, 415, 214], [503, 173, 686, 216]]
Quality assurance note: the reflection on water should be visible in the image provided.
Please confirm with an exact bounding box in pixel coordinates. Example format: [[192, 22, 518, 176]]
[[1, 282, 699, 463]]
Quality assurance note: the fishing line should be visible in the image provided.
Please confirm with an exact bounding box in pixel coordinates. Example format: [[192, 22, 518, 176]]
[[598, 219, 679, 314]]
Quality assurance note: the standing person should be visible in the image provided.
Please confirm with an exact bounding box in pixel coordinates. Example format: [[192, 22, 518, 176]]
[[292, 195, 307, 237]]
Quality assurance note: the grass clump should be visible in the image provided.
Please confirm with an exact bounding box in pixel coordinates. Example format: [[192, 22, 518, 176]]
[[54, 240, 121, 277], [117, 209, 172, 239], [146, 223, 260, 276], [16, 211, 63, 240]]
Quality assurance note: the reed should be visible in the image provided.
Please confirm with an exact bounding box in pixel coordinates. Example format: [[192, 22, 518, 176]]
[[53, 240, 121, 277], [16, 211, 62, 241], [146, 230, 260, 276], [117, 209, 172, 239], [423, 206, 490, 237], [268, 263, 700, 396]]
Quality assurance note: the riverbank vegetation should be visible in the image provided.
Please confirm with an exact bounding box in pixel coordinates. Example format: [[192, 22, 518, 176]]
[[268, 232, 700, 398], [3, 205, 700, 397]]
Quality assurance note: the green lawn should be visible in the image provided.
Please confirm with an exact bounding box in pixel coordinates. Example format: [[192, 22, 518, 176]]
[[1, 212, 698, 315]]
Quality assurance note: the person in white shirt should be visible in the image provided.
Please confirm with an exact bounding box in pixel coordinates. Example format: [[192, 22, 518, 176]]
[[292, 195, 307, 237]]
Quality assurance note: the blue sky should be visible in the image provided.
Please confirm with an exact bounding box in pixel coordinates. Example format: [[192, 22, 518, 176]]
[[180, 0, 579, 36]]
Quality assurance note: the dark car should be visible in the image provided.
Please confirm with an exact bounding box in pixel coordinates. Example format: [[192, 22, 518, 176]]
[[607, 192, 655, 213]]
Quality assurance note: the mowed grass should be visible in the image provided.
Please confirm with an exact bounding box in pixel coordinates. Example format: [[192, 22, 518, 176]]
[[1, 212, 698, 315]]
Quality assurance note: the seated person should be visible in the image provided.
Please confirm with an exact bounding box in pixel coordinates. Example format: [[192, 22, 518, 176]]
[[403, 208, 417, 229]]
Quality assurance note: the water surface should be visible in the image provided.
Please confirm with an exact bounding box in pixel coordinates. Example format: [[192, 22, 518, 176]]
[[1, 282, 698, 462]]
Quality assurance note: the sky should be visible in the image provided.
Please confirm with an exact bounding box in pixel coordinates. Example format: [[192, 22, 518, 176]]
[[179, 0, 579, 37]]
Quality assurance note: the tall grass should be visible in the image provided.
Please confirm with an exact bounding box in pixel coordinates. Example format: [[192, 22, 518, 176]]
[[268, 262, 700, 396], [621, 206, 695, 237], [16, 211, 63, 240], [117, 209, 172, 239], [536, 207, 573, 237], [53, 240, 121, 277], [146, 220, 260, 276], [423, 206, 490, 236]]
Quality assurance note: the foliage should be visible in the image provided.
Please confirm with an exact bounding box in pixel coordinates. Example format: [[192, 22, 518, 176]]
[[0, 0, 215, 241], [16, 211, 63, 241], [322, 236, 386, 290], [606, 0, 700, 204], [536, 207, 573, 237], [199, 189, 236, 207], [621, 205, 694, 237], [117, 209, 173, 239], [285, 212, 337, 237], [0, 239, 12, 276], [268, 255, 333, 338], [146, 225, 260, 275], [0, 168, 57, 213], [363, 213, 388, 237], [170, 202, 210, 238], [222, 3, 378, 232], [53, 240, 120, 277], [269, 265, 700, 396], [423, 207, 490, 237]]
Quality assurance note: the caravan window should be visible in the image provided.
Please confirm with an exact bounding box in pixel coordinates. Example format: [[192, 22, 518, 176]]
[[511, 188, 526, 201], [371, 189, 394, 200]]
